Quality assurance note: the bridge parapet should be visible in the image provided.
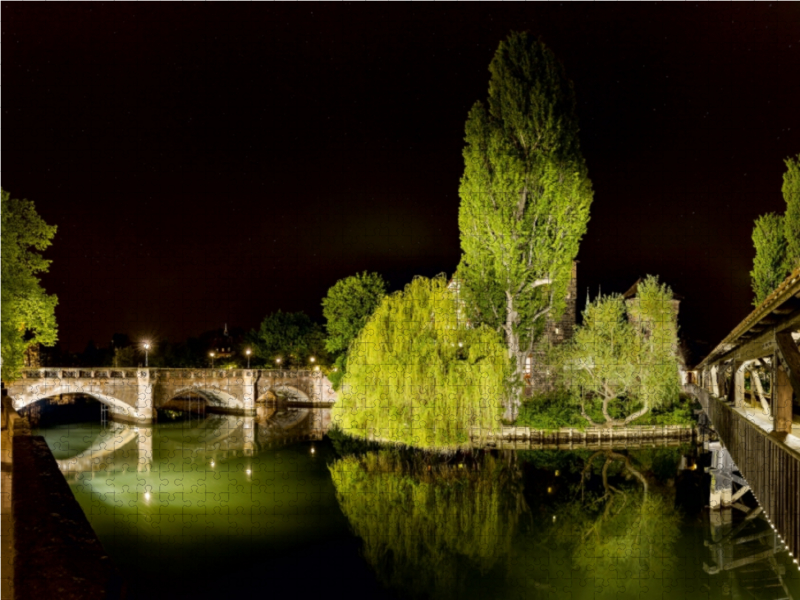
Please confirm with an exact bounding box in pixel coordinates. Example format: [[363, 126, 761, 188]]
[[6, 368, 337, 424]]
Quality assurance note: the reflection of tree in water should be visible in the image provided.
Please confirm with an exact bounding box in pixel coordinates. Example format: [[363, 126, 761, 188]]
[[329, 450, 528, 599], [544, 449, 682, 593]]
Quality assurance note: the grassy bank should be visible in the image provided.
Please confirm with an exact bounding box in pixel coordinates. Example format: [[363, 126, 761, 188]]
[[514, 391, 697, 432]]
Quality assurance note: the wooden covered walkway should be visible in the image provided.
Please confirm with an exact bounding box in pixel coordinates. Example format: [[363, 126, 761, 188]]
[[686, 266, 800, 564]]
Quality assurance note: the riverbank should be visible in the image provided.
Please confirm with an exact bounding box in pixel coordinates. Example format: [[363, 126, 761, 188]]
[[0, 395, 125, 600]]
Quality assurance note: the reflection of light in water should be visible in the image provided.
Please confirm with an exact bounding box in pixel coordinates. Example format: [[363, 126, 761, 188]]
[[310, 447, 315, 454], [552, 515, 557, 522], [555, 470, 560, 477], [547, 487, 553, 494]]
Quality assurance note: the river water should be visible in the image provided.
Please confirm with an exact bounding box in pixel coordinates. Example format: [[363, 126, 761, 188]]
[[34, 409, 800, 600]]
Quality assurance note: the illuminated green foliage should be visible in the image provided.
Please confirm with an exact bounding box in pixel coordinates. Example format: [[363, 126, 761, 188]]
[[782, 153, 800, 270], [750, 213, 789, 306], [329, 451, 526, 599], [560, 276, 681, 426], [750, 154, 800, 305], [332, 275, 511, 450], [322, 271, 387, 355], [456, 32, 593, 420], [321, 271, 387, 389], [1, 188, 58, 381]]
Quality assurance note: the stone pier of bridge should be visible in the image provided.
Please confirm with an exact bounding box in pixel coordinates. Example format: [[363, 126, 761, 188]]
[[5, 368, 337, 424]]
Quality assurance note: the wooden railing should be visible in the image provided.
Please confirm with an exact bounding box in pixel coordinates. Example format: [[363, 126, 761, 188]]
[[684, 383, 800, 561]]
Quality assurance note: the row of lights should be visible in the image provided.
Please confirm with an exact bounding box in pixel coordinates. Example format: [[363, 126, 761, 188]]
[[748, 488, 798, 569], [144, 341, 319, 370]]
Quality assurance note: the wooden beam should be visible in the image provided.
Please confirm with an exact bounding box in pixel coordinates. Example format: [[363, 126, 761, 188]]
[[775, 330, 800, 399], [774, 351, 794, 436], [701, 308, 800, 369]]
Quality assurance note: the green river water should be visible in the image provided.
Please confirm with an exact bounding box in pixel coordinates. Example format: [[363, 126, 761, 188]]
[[34, 410, 800, 600]]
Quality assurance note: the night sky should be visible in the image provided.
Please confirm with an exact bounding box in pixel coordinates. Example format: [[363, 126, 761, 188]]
[[4, 4, 799, 363]]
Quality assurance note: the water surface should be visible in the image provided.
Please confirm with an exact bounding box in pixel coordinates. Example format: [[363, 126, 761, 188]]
[[35, 412, 800, 600]]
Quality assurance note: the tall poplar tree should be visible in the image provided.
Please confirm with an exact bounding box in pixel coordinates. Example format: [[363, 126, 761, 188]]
[[749, 154, 800, 306], [750, 212, 789, 306], [456, 32, 593, 419], [782, 153, 800, 270]]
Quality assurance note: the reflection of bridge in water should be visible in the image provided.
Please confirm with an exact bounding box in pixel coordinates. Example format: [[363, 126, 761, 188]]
[[55, 405, 331, 482], [705, 503, 797, 600]]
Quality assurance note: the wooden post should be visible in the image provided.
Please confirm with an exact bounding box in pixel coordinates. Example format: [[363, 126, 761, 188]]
[[750, 363, 771, 416], [775, 359, 793, 435], [726, 361, 740, 405], [733, 362, 746, 407]]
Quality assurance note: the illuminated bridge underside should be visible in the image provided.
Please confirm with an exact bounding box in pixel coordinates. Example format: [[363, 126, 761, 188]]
[[6, 368, 336, 424]]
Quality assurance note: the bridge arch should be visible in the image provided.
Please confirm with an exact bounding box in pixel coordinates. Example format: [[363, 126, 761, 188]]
[[168, 386, 244, 410], [10, 388, 138, 420], [257, 385, 309, 403]]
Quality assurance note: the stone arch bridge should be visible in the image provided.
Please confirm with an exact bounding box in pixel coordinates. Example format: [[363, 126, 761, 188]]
[[6, 368, 336, 424]]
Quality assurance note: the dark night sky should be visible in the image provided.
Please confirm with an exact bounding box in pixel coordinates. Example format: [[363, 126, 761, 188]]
[[4, 4, 799, 362]]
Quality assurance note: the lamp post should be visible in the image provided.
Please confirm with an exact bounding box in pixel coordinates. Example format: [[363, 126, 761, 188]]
[[210, 352, 215, 368], [246, 349, 251, 369], [275, 357, 281, 368], [143, 343, 150, 367]]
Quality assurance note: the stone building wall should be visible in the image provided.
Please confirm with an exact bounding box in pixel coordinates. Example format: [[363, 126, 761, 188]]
[[527, 261, 578, 393]]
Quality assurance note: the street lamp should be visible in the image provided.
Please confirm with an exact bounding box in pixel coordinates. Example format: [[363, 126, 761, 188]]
[[246, 349, 251, 369], [275, 357, 281, 367], [210, 352, 215, 368], [143, 342, 150, 367], [310, 357, 315, 363]]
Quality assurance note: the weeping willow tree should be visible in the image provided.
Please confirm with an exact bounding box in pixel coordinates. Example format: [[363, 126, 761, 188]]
[[332, 275, 512, 450], [560, 275, 681, 426], [329, 450, 527, 599]]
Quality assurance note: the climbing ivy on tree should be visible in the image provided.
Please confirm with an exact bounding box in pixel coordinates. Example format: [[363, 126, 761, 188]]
[[332, 275, 511, 450], [1, 188, 59, 381], [455, 32, 593, 420]]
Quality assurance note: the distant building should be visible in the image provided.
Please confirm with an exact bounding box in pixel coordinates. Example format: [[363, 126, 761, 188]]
[[208, 324, 241, 360]]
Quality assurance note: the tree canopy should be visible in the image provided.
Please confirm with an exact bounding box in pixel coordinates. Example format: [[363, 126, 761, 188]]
[[750, 212, 789, 306], [332, 275, 511, 450], [559, 276, 681, 426], [322, 271, 387, 356], [749, 154, 800, 306], [782, 153, 800, 271], [455, 32, 593, 420], [1, 188, 59, 381], [248, 310, 327, 369]]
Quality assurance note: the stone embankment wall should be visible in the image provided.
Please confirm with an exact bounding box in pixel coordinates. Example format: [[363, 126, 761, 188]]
[[1, 394, 126, 599]]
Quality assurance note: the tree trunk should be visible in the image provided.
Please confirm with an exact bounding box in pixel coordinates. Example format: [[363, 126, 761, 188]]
[[504, 292, 524, 421]]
